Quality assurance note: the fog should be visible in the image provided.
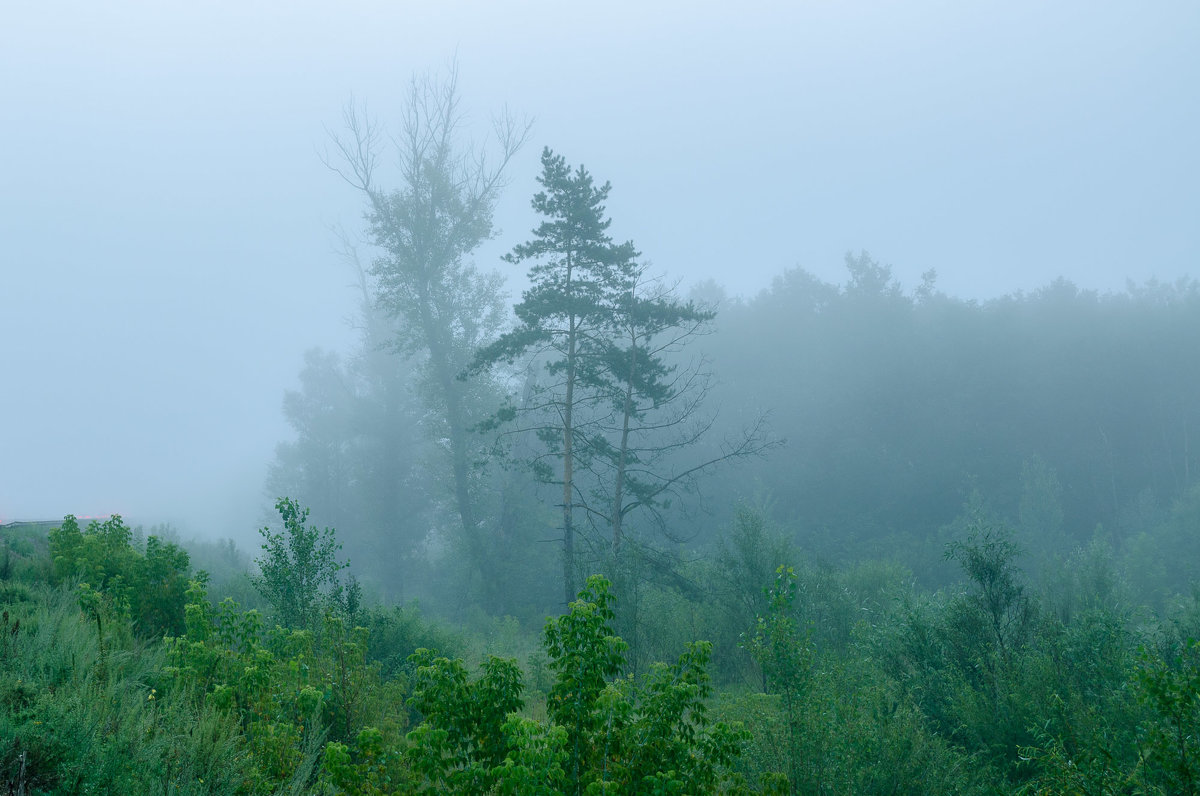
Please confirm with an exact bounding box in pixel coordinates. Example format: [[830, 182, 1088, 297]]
[[2, 1, 1197, 538]]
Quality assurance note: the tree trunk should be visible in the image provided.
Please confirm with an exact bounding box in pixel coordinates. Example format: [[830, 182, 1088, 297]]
[[612, 330, 637, 554], [562, 254, 577, 606], [419, 281, 483, 574], [563, 313, 577, 607]]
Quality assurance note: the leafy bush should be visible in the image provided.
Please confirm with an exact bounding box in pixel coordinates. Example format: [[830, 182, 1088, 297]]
[[49, 514, 191, 637], [0, 584, 251, 794], [253, 498, 349, 630], [323, 575, 752, 794]]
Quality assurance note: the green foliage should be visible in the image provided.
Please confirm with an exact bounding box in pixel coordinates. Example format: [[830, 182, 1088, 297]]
[[543, 575, 749, 795], [321, 612, 383, 742], [32, 408, 1200, 796], [1134, 639, 1200, 794], [715, 671, 986, 795], [1018, 737, 1132, 796], [945, 524, 1035, 665], [744, 566, 813, 697], [742, 566, 812, 792], [597, 641, 749, 794], [0, 584, 253, 794], [48, 514, 191, 637], [323, 726, 407, 795], [253, 497, 348, 629], [358, 601, 464, 681], [491, 715, 568, 794], [402, 649, 524, 792], [873, 528, 1163, 790], [544, 574, 630, 791], [1018, 635, 1200, 795], [319, 574, 749, 795], [164, 573, 389, 791], [879, 527, 1042, 781], [165, 576, 314, 790]]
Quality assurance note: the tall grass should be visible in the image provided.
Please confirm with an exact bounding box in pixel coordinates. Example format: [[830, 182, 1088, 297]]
[[0, 584, 256, 794]]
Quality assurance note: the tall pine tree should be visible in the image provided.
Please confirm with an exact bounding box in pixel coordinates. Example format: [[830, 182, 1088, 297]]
[[473, 147, 639, 605]]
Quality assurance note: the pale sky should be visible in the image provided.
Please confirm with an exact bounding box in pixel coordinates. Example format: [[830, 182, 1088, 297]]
[[2, 1, 1197, 534]]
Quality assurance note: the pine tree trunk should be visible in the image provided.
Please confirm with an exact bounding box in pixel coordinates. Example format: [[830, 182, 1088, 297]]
[[563, 313, 577, 606]]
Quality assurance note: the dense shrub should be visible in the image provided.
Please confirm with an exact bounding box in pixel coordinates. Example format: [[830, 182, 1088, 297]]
[[49, 514, 191, 637]]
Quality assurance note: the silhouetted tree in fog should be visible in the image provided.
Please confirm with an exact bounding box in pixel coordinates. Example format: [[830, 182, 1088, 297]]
[[326, 64, 530, 578], [472, 148, 638, 604], [473, 148, 774, 605]]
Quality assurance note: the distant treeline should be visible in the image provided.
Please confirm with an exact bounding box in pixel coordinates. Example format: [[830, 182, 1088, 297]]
[[691, 254, 1200, 576]]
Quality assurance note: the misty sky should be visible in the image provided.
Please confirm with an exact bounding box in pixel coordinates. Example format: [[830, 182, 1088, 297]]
[[2, 1, 1197, 535]]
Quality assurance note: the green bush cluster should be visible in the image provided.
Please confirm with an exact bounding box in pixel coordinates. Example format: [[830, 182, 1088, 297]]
[[252, 498, 350, 631], [0, 585, 250, 794], [4, 513, 762, 794], [14, 501, 1200, 794], [48, 514, 191, 637], [161, 573, 408, 793], [323, 576, 751, 795]]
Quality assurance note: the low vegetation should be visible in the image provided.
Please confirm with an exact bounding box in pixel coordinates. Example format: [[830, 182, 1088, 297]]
[[3, 497, 1200, 794]]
